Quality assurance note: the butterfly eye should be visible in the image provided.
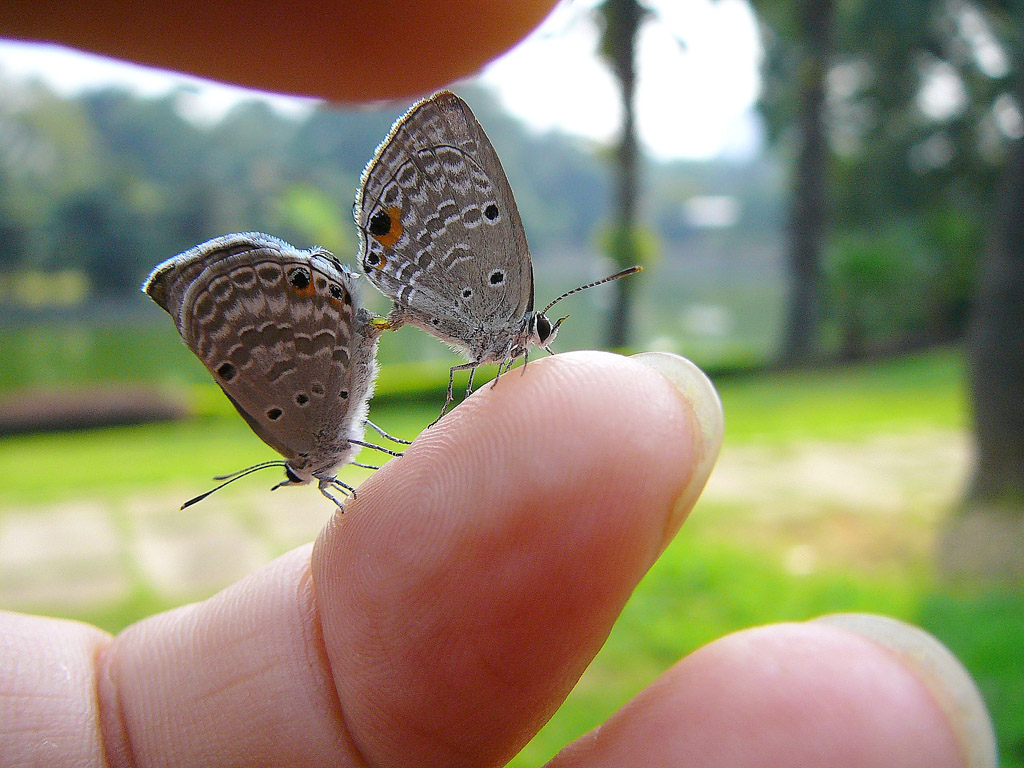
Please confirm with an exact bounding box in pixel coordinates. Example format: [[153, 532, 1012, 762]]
[[535, 314, 552, 342]]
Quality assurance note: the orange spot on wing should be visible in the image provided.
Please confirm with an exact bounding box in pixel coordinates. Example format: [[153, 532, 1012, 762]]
[[372, 206, 404, 249]]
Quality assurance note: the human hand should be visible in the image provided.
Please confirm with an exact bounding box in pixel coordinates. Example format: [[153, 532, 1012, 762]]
[[0, 5, 996, 766], [1, 352, 995, 767]]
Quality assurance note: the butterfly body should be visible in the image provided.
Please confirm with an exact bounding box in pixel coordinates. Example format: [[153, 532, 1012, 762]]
[[144, 232, 390, 505]]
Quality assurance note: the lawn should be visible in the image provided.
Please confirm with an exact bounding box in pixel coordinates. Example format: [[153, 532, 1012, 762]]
[[0, 346, 1020, 766]]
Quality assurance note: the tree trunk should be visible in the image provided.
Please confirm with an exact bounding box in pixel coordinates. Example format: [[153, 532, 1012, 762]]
[[779, 0, 834, 364], [963, 77, 1024, 515], [601, 0, 642, 349]]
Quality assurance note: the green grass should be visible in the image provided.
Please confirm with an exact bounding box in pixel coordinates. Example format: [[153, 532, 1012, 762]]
[[716, 347, 968, 442], [0, 401, 430, 507], [1, 346, 1020, 767]]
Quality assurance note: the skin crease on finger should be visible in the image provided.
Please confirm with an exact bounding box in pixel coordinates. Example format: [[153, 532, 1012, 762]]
[[0, 0, 561, 102], [312, 351, 703, 768]]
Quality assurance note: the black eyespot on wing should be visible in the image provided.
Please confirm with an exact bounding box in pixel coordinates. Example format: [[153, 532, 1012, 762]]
[[295, 393, 309, 406], [365, 252, 381, 266], [369, 209, 392, 236], [217, 362, 236, 381], [329, 283, 344, 300], [288, 267, 311, 290], [462, 288, 472, 298], [340, 390, 349, 399], [489, 269, 505, 286], [484, 203, 499, 221], [430, 317, 441, 326], [267, 407, 283, 421]]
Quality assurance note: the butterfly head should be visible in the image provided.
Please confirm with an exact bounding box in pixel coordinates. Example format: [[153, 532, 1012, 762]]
[[528, 312, 568, 350]]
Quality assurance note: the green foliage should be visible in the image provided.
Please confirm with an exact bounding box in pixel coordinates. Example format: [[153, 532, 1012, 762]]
[[825, 223, 940, 353], [0, 79, 627, 303], [271, 183, 355, 254], [596, 221, 660, 270], [757, 0, 1010, 356]]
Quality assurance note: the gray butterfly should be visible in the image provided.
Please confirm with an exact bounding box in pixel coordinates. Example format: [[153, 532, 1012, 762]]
[[143, 232, 405, 509], [355, 90, 639, 421]]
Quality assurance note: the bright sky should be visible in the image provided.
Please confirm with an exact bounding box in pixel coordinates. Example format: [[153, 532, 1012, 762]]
[[0, 0, 763, 161]]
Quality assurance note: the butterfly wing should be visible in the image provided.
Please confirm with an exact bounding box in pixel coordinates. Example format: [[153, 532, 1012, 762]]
[[355, 91, 533, 359], [144, 233, 380, 477]]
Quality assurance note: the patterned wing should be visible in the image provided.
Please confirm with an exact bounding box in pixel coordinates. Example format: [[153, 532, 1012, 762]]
[[144, 234, 380, 474], [355, 91, 534, 355]]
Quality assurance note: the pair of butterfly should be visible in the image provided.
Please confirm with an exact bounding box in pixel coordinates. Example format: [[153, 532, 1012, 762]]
[[144, 91, 640, 510]]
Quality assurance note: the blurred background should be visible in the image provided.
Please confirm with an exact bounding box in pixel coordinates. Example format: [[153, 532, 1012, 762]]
[[1, 0, 1021, 764]]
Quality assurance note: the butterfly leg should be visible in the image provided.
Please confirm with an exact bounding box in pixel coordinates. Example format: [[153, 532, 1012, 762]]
[[491, 350, 529, 389], [430, 361, 478, 427], [365, 419, 412, 445], [350, 438, 403, 457], [318, 477, 355, 511]]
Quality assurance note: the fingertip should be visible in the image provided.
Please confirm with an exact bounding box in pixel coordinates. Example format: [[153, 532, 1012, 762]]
[[815, 614, 997, 768], [552, 621, 972, 768], [630, 352, 723, 541]]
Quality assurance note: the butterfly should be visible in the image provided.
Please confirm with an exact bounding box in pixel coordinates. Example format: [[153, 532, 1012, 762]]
[[354, 90, 640, 422], [143, 232, 406, 509]]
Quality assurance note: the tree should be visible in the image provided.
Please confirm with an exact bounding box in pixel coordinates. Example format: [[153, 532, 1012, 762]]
[[597, 0, 648, 349], [757, 0, 836, 364], [760, 0, 1024, 527], [964, 29, 1024, 515]]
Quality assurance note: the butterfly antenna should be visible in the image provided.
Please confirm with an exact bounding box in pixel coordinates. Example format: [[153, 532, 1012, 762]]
[[181, 460, 287, 510], [211, 460, 289, 481], [540, 266, 642, 315]]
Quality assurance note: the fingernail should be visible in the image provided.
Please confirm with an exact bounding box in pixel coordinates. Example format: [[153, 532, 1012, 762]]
[[815, 613, 997, 768], [630, 352, 724, 538]]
